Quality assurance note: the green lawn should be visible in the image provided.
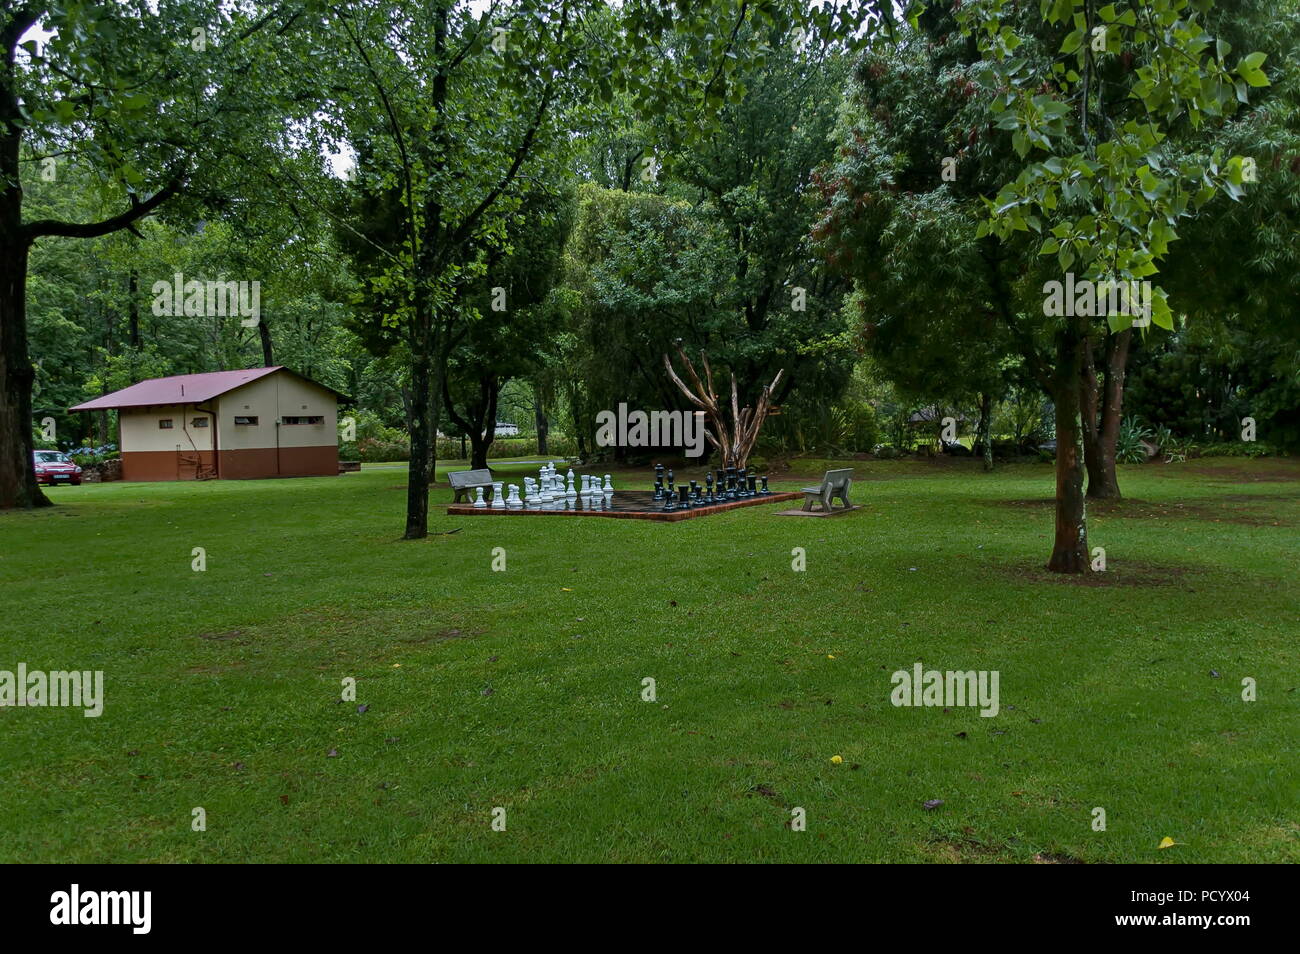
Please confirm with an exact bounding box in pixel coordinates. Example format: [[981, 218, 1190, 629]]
[[2, 457, 1296, 863]]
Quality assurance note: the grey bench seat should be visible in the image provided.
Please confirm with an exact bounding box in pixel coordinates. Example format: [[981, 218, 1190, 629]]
[[448, 468, 495, 503], [802, 468, 853, 511]]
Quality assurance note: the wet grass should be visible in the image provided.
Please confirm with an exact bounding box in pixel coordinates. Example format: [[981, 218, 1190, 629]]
[[1, 456, 1296, 862]]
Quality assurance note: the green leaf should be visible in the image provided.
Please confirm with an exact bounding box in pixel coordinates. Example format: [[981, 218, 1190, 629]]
[[1236, 52, 1269, 88]]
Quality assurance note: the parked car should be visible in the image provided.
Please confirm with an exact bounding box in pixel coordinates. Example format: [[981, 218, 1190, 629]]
[[33, 450, 82, 486]]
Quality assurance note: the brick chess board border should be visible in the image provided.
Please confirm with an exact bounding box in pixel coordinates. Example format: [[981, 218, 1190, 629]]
[[447, 490, 803, 521]]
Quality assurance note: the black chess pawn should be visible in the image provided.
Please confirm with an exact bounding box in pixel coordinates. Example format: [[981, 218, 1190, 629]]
[[664, 487, 676, 511], [747, 474, 757, 495], [760, 475, 770, 495], [678, 485, 690, 508]]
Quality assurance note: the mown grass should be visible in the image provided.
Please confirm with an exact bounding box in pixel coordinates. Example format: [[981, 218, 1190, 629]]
[[1, 456, 1296, 863]]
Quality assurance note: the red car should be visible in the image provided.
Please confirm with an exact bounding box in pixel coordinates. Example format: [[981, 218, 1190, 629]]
[[33, 450, 82, 486]]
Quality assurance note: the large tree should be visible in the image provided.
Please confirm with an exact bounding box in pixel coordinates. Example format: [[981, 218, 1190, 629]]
[[1, 0, 312, 508], [944, 0, 1269, 571]]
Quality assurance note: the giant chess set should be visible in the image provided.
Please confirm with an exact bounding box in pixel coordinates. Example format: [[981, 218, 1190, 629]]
[[447, 462, 800, 520]]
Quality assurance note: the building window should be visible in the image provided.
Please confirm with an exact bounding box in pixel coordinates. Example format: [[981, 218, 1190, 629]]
[[191, 418, 209, 428], [282, 416, 324, 425], [234, 416, 258, 426], [159, 419, 174, 429]]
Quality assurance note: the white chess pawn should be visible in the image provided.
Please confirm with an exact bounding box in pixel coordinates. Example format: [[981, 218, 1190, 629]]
[[603, 474, 613, 493], [491, 482, 505, 509], [507, 484, 521, 507], [473, 487, 487, 508]]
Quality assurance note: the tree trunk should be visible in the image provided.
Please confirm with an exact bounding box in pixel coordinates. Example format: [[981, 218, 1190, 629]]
[[1047, 324, 1088, 573], [128, 268, 141, 348], [404, 313, 435, 539], [258, 317, 274, 367], [469, 379, 498, 470], [1082, 329, 1129, 499], [0, 238, 49, 509], [977, 391, 993, 472], [535, 400, 549, 456]]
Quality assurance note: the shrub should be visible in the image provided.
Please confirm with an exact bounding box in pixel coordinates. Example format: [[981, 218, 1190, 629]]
[[1116, 416, 1153, 464]]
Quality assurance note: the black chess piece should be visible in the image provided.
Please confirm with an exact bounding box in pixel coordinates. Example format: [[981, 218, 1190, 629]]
[[678, 485, 690, 508], [747, 474, 757, 495], [705, 473, 714, 503], [760, 475, 770, 495]]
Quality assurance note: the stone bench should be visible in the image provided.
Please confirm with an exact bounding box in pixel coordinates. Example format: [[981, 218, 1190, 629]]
[[448, 468, 495, 503], [801, 468, 853, 512]]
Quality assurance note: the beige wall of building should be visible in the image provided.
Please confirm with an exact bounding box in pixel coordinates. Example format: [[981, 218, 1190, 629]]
[[215, 373, 338, 451], [119, 404, 215, 453]]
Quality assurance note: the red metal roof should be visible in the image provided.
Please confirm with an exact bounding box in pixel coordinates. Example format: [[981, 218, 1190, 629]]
[[70, 367, 286, 411]]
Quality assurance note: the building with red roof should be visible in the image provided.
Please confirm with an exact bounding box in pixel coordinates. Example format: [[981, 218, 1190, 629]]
[[71, 367, 349, 481]]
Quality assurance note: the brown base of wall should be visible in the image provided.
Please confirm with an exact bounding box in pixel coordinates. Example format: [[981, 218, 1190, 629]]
[[121, 447, 337, 481]]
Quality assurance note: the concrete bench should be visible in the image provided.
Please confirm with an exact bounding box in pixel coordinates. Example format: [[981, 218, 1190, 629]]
[[448, 468, 495, 503], [802, 468, 853, 512]]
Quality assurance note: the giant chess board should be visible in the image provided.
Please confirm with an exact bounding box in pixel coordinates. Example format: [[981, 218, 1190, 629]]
[[448, 489, 801, 521], [449, 462, 799, 520]]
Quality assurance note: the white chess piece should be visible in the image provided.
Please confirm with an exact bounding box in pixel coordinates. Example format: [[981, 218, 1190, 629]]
[[473, 487, 487, 508], [491, 482, 505, 508], [507, 484, 521, 508], [603, 474, 613, 493], [581, 474, 591, 495], [567, 467, 575, 485], [566, 474, 576, 497]]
